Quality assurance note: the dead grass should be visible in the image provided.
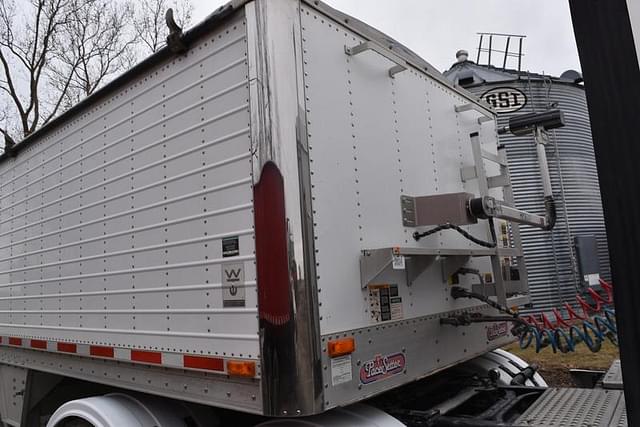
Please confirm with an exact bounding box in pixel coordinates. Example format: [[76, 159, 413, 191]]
[[502, 341, 619, 387]]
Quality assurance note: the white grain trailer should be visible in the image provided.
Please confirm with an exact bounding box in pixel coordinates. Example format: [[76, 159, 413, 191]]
[[0, 0, 623, 426]]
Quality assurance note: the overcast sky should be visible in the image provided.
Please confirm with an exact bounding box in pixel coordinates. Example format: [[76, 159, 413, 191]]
[[191, 0, 581, 77]]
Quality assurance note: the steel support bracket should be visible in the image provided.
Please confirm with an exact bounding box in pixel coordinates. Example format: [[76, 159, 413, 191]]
[[460, 166, 478, 182], [345, 41, 408, 78], [360, 248, 436, 288], [481, 149, 507, 166], [360, 248, 395, 288], [454, 103, 496, 124], [487, 174, 510, 189], [405, 255, 437, 287], [360, 247, 498, 289]]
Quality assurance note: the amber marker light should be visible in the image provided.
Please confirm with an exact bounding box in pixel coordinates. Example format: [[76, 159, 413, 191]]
[[227, 360, 257, 378], [327, 337, 355, 358]]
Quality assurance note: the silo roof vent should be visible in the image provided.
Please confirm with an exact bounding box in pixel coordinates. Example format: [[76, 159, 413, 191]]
[[560, 69, 584, 84], [456, 50, 469, 62]]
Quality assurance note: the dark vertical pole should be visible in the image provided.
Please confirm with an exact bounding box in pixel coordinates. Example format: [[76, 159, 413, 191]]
[[569, 0, 640, 424], [488, 35, 493, 66], [477, 34, 483, 63], [503, 37, 511, 69], [518, 37, 523, 71]]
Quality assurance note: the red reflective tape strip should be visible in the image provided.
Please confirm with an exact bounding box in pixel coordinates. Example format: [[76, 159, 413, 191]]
[[90, 345, 114, 358], [57, 343, 77, 353], [0, 335, 232, 372], [131, 350, 161, 364], [30, 339, 47, 349], [183, 355, 224, 371]]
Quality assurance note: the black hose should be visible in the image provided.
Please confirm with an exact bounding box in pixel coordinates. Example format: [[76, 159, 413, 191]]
[[449, 287, 530, 336], [413, 223, 497, 248], [451, 287, 518, 317], [488, 217, 498, 245], [440, 313, 531, 337], [447, 285, 618, 353]]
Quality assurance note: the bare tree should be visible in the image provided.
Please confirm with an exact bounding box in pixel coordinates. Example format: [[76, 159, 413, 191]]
[[0, 0, 76, 144], [0, 0, 193, 146], [51, 0, 137, 106], [134, 0, 193, 54], [0, 101, 11, 147]]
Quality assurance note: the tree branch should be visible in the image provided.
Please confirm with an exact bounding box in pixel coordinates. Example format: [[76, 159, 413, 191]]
[[0, 48, 28, 132]]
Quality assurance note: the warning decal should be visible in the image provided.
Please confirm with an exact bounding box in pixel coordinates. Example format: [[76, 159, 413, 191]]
[[222, 236, 240, 258], [222, 263, 245, 307], [368, 284, 403, 323], [331, 355, 353, 386]]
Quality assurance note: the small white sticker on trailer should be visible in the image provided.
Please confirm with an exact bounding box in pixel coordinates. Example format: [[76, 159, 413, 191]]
[[586, 273, 601, 287], [391, 254, 405, 270], [331, 355, 353, 386]]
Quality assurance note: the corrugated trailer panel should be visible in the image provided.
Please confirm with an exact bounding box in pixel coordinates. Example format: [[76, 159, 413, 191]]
[[0, 14, 259, 361]]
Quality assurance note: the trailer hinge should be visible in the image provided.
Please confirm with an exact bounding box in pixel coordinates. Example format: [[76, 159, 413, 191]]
[[166, 8, 188, 54]]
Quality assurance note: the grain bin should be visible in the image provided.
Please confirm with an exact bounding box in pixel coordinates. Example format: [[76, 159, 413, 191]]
[[445, 54, 611, 312]]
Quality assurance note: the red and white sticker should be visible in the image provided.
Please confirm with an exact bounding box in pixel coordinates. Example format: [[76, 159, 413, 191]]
[[359, 352, 406, 384]]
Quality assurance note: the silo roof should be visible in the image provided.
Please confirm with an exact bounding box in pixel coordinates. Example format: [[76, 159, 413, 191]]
[[444, 60, 583, 88]]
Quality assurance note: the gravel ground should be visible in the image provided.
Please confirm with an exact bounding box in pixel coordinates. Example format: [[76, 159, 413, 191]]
[[502, 340, 619, 387]]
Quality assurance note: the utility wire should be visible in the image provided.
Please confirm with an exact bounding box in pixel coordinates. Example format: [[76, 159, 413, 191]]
[[413, 223, 497, 248]]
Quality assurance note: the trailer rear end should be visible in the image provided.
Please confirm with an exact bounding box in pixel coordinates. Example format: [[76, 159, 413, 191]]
[[0, 0, 596, 425], [298, 1, 526, 411]]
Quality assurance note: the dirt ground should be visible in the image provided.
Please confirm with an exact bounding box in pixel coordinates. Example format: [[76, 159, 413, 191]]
[[502, 341, 619, 387]]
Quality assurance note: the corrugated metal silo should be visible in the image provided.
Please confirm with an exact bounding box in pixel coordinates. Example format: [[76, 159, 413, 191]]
[[445, 58, 611, 312]]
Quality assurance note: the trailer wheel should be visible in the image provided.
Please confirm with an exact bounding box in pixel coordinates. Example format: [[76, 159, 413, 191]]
[[46, 393, 219, 427]]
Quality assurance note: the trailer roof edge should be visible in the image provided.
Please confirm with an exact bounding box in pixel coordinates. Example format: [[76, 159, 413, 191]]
[[2, 0, 493, 163], [301, 0, 495, 117], [0, 0, 251, 163]]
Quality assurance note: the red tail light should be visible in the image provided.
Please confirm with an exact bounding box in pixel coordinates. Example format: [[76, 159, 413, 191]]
[[253, 162, 291, 326]]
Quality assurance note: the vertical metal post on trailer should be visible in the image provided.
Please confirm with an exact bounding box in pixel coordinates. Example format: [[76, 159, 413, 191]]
[[569, 0, 640, 423]]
